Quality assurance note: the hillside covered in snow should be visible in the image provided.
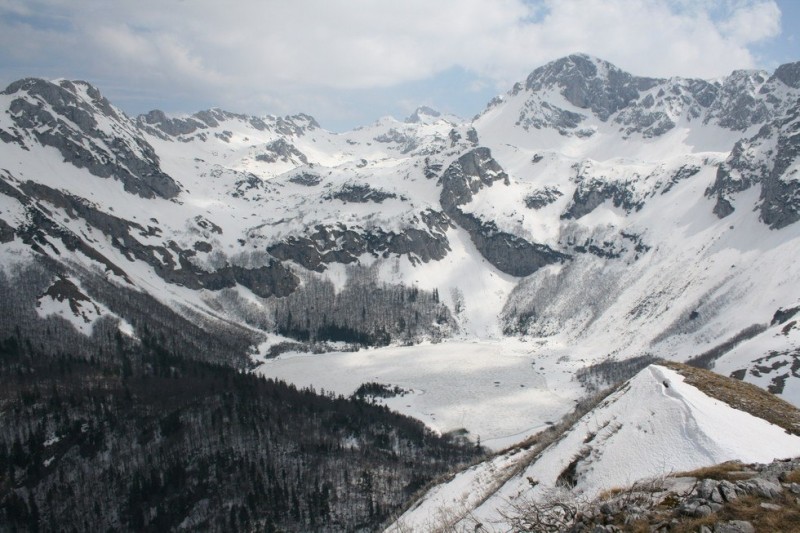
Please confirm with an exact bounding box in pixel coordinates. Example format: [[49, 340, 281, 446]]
[[2, 53, 800, 529], [388, 363, 800, 532], [2, 55, 799, 373]]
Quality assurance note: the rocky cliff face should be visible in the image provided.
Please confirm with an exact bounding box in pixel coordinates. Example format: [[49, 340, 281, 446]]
[[439, 148, 568, 276], [708, 98, 800, 228], [267, 216, 451, 272], [523, 54, 661, 122], [2, 79, 180, 199], [494, 54, 800, 142]]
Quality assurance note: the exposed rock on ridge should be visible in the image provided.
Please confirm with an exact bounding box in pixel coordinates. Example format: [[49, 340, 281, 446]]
[[2, 78, 181, 199], [524, 54, 661, 121], [708, 97, 800, 228]]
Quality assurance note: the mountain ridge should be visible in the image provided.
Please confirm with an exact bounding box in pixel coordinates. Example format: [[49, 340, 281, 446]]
[[1, 52, 799, 409], [2, 52, 800, 531], [388, 362, 800, 532]]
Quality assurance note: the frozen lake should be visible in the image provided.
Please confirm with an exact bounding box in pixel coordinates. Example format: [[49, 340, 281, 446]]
[[256, 339, 582, 450]]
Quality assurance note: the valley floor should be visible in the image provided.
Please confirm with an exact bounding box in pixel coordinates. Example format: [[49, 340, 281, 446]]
[[257, 339, 584, 450]]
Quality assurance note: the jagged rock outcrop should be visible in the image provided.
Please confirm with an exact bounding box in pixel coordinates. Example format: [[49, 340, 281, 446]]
[[524, 186, 563, 209], [0, 218, 14, 243], [523, 54, 661, 122], [772, 61, 800, 88], [405, 105, 441, 123], [440, 147, 569, 276], [561, 178, 643, 220], [326, 183, 398, 203], [559, 458, 800, 533], [2, 78, 181, 199], [255, 138, 308, 164], [494, 56, 800, 141], [288, 172, 322, 186], [137, 108, 318, 140], [374, 128, 420, 153], [708, 98, 800, 228], [268, 214, 451, 271]]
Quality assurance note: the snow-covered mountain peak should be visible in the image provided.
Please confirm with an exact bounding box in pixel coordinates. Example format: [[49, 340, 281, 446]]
[[4, 57, 800, 532], [472, 55, 800, 167], [2, 55, 800, 417], [4, 77, 107, 106], [404, 105, 442, 123], [521, 53, 662, 121], [1, 77, 181, 199]]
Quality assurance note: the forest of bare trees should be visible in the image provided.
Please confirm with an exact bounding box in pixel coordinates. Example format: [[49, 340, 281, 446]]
[[0, 260, 480, 531]]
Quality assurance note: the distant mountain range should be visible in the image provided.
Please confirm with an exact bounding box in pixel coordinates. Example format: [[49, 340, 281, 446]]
[[2, 52, 800, 531], [2, 53, 799, 400]]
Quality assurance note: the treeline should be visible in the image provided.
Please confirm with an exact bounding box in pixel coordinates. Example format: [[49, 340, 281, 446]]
[[0, 330, 481, 532], [685, 324, 767, 369], [272, 267, 454, 346]]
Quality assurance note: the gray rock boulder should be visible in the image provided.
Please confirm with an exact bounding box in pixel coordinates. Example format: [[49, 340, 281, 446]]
[[714, 520, 755, 533]]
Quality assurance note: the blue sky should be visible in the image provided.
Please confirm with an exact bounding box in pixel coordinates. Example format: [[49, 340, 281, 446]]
[[0, 0, 797, 131]]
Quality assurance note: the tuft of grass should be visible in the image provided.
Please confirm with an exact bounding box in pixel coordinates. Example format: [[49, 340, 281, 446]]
[[674, 461, 750, 481], [669, 513, 721, 533], [725, 494, 800, 532], [783, 469, 800, 484], [662, 361, 800, 436], [627, 519, 653, 533], [596, 486, 625, 500]]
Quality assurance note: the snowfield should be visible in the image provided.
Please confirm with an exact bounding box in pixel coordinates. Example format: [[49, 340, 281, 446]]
[[257, 339, 584, 450]]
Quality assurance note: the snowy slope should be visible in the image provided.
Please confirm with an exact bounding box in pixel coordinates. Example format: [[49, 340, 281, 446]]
[[712, 306, 800, 404], [2, 54, 800, 420], [389, 364, 800, 532]]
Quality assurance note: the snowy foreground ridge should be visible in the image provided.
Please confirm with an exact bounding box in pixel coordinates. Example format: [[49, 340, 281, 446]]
[[389, 364, 800, 532]]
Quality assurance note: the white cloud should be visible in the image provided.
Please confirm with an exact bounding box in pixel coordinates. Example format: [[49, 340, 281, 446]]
[[720, 0, 781, 44], [0, 0, 786, 126]]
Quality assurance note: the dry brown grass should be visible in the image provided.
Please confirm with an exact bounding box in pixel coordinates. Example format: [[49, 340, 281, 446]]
[[725, 494, 800, 533], [662, 361, 800, 436], [626, 519, 655, 533], [668, 514, 721, 533], [596, 486, 625, 500], [782, 469, 800, 484], [674, 461, 751, 481]]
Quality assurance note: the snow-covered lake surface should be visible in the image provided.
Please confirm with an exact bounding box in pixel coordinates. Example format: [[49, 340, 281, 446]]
[[256, 339, 584, 450]]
